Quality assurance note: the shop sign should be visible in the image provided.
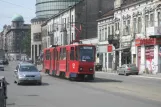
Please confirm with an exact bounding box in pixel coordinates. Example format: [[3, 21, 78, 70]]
[[107, 45, 113, 52], [145, 46, 154, 59], [135, 38, 161, 46], [138, 47, 141, 57]]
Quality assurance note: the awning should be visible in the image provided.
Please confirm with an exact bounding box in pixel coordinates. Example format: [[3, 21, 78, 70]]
[[113, 47, 130, 51]]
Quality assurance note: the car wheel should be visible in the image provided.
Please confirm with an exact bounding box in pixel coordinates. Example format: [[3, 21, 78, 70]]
[[117, 71, 121, 75], [124, 71, 128, 76], [135, 72, 139, 75], [14, 80, 17, 83], [17, 80, 21, 85], [38, 82, 42, 85]]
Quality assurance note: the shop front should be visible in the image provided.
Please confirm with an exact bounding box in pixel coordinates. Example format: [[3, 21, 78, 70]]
[[135, 38, 161, 74], [97, 44, 113, 71]]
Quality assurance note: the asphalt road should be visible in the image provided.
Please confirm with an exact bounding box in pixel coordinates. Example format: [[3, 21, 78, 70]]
[[1, 61, 161, 107]]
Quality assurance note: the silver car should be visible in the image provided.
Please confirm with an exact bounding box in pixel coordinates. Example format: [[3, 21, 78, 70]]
[[14, 62, 42, 85], [0, 61, 4, 71], [117, 64, 139, 76]]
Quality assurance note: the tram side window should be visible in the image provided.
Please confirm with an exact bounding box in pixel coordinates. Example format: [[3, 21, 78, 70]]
[[63, 48, 66, 60], [70, 47, 75, 60], [60, 48, 66, 60], [54, 49, 57, 60], [46, 50, 50, 60]]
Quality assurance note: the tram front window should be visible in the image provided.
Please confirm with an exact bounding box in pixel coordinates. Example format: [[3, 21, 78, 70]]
[[79, 46, 95, 62]]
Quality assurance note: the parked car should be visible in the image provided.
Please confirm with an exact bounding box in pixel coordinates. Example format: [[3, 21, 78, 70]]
[[13, 62, 42, 85], [0, 61, 4, 71], [117, 64, 139, 76]]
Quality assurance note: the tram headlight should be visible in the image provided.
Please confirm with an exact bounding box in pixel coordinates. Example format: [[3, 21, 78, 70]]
[[79, 67, 83, 71], [89, 68, 93, 71]]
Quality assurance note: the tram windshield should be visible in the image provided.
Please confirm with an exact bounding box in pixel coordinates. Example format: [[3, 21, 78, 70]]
[[79, 46, 95, 62]]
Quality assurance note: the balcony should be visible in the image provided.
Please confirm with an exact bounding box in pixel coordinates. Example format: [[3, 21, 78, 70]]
[[146, 26, 161, 37], [108, 34, 120, 49]]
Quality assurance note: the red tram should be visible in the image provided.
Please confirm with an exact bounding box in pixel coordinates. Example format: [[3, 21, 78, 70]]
[[42, 43, 96, 80]]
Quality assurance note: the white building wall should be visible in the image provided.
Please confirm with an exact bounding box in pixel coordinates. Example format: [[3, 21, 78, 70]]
[[50, 8, 75, 46], [97, 16, 114, 71], [31, 21, 43, 63]]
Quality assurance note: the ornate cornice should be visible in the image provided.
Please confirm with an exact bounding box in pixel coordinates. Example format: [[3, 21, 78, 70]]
[[123, 14, 131, 20], [133, 11, 142, 17]]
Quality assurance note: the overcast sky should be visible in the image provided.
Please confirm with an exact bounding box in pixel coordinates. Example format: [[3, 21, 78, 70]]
[[0, 0, 35, 31]]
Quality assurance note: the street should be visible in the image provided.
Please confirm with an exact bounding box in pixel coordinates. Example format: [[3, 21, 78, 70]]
[[1, 61, 161, 107]]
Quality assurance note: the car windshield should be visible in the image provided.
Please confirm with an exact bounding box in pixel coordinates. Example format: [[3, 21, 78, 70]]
[[79, 46, 95, 62], [19, 65, 38, 72]]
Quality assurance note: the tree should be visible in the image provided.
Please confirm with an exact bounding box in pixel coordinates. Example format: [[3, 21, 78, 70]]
[[22, 30, 31, 57]]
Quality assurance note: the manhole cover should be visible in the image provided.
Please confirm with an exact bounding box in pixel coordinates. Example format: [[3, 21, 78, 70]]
[[26, 94, 39, 97]]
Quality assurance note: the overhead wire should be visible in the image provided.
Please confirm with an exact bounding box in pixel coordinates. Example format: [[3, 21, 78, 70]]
[[0, 0, 34, 11]]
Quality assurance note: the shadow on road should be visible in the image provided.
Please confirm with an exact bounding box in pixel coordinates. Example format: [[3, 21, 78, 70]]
[[19, 82, 49, 86], [91, 77, 122, 83]]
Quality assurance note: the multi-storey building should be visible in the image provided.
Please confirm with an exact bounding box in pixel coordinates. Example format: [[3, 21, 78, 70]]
[[31, 0, 81, 63], [41, 0, 114, 49], [5, 14, 30, 60], [98, 0, 161, 74]]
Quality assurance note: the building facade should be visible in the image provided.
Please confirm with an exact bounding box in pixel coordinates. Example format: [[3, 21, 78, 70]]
[[41, 0, 114, 49], [31, 0, 81, 63], [0, 25, 11, 51], [0, 32, 3, 49], [5, 14, 30, 60], [97, 10, 116, 71], [36, 0, 81, 18], [98, 0, 161, 74]]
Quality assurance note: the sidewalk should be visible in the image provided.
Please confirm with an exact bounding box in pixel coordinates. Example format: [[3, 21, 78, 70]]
[[96, 71, 161, 80]]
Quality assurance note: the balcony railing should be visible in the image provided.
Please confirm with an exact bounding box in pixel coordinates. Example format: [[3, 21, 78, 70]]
[[108, 34, 120, 49]]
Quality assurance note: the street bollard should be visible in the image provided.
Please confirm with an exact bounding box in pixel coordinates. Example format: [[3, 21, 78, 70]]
[[0, 76, 7, 107]]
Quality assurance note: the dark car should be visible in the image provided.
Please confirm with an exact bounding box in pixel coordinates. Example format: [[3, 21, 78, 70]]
[[0, 61, 4, 71]]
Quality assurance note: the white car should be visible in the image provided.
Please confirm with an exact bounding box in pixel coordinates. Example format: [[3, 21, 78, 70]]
[[0, 61, 4, 71]]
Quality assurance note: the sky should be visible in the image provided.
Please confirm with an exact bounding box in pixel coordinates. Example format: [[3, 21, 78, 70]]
[[0, 0, 36, 31]]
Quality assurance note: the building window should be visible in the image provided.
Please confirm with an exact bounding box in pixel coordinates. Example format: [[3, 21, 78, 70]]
[[99, 29, 102, 41], [127, 20, 130, 35], [39, 44, 41, 56], [150, 13, 154, 27], [133, 18, 137, 33], [158, 12, 161, 26], [108, 26, 110, 36], [105, 27, 107, 40], [102, 28, 104, 41], [145, 15, 149, 27], [123, 21, 126, 35], [71, 15, 73, 25], [112, 25, 114, 35], [35, 45, 37, 60], [138, 17, 142, 33]]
